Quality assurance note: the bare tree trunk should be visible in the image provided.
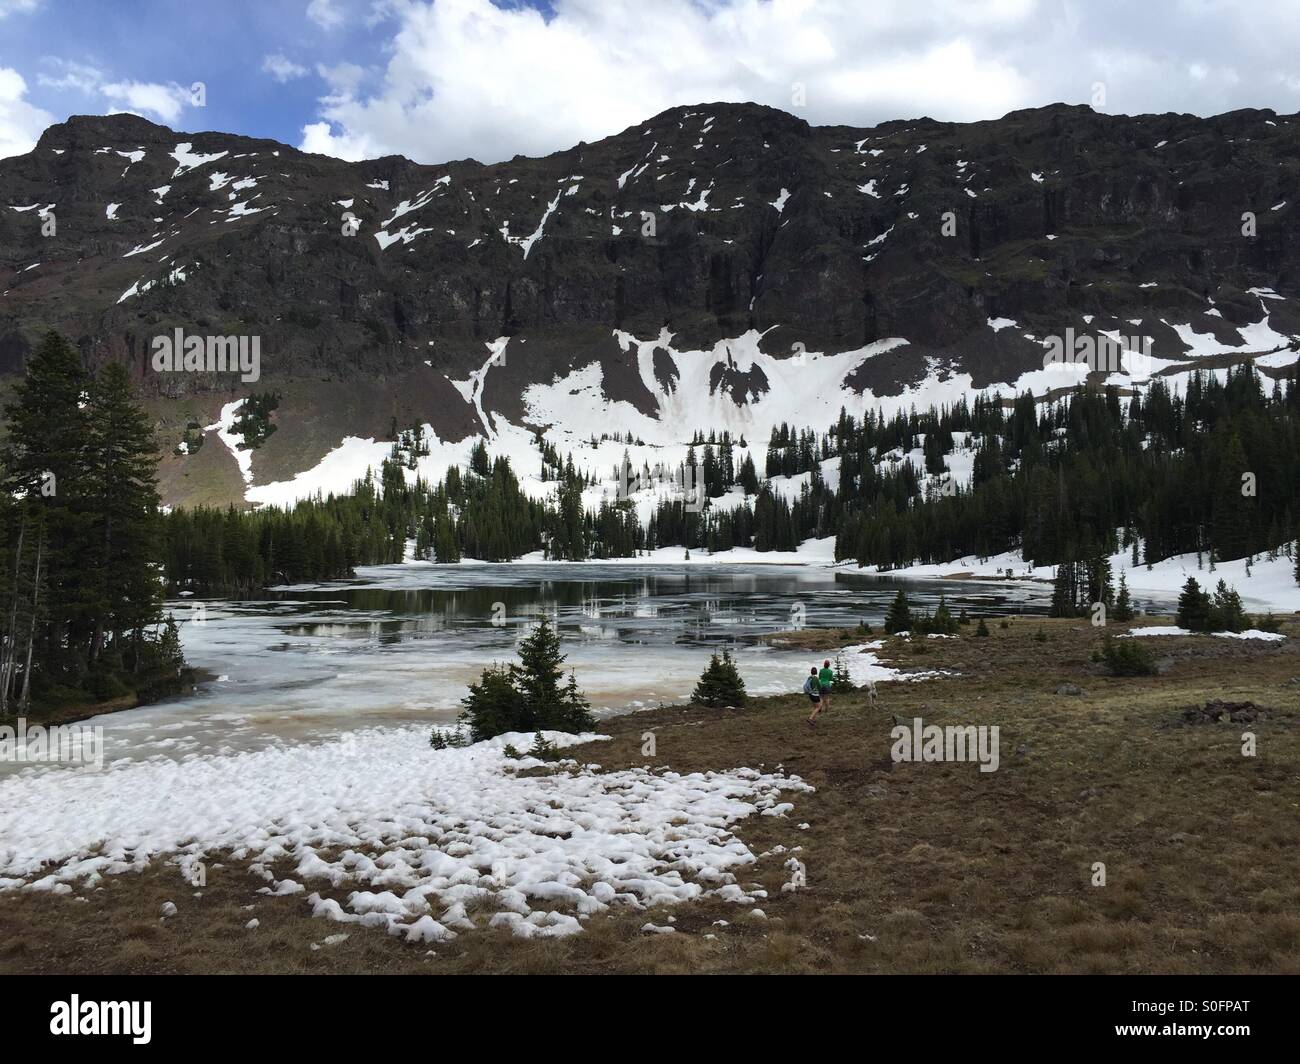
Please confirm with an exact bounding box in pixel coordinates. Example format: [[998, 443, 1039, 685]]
[[91, 513, 112, 662], [18, 526, 44, 711], [1, 513, 26, 714]]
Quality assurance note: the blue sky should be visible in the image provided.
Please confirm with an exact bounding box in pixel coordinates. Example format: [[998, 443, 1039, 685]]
[[0, 0, 397, 150], [4, 0, 1300, 165]]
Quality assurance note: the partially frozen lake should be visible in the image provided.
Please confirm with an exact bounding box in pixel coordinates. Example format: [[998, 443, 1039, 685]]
[[15, 562, 1076, 767], [9, 561, 1150, 777]]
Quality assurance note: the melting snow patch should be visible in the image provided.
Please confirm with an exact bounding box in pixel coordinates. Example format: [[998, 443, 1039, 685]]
[[225, 200, 266, 220], [505, 190, 562, 258], [124, 238, 164, 258], [0, 728, 813, 941], [1124, 626, 1285, 641], [205, 399, 254, 484], [769, 188, 791, 212], [375, 224, 431, 250], [171, 142, 229, 178]]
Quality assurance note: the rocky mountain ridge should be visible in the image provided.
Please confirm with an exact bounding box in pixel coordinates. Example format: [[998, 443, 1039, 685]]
[[2, 101, 1298, 507]]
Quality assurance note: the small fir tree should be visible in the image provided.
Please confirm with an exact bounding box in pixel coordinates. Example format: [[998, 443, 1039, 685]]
[[692, 649, 747, 707], [1113, 573, 1135, 622], [884, 590, 912, 634]]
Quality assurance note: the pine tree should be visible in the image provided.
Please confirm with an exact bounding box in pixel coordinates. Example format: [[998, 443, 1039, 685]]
[[884, 589, 912, 634], [691, 649, 747, 707], [931, 594, 956, 634], [1211, 433, 1253, 561], [1176, 577, 1212, 632], [832, 653, 853, 691], [1049, 561, 1078, 618], [1113, 573, 1134, 622], [1209, 580, 1247, 633], [1, 331, 98, 680], [459, 663, 524, 742], [86, 362, 163, 661], [511, 614, 594, 732]]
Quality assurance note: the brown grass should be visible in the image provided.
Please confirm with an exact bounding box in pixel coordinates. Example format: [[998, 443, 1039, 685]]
[[1, 614, 1297, 974]]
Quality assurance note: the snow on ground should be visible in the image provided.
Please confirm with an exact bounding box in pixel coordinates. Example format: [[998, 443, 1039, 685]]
[[0, 727, 813, 940], [206, 399, 253, 485], [1162, 291, 1293, 359], [225, 319, 1296, 514], [508, 536, 841, 568], [1124, 626, 1285, 641], [171, 142, 228, 178], [853, 543, 1300, 613]]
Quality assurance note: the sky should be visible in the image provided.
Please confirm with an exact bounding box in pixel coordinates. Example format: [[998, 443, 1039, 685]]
[[3, 0, 1300, 165]]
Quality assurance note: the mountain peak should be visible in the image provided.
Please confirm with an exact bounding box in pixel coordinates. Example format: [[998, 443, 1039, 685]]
[[37, 112, 179, 151]]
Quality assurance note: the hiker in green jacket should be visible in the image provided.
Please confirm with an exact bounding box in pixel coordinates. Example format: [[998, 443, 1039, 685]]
[[818, 658, 835, 713]]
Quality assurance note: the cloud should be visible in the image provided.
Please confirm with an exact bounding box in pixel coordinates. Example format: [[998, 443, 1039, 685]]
[[0, 66, 54, 160], [295, 0, 1300, 166], [99, 80, 194, 124], [263, 53, 310, 82], [33, 58, 198, 126], [37, 58, 104, 95], [297, 0, 1041, 164], [306, 0, 345, 30], [0, 0, 39, 18]]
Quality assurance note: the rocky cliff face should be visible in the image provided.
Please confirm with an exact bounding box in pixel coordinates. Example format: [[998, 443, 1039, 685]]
[[2, 102, 1298, 506]]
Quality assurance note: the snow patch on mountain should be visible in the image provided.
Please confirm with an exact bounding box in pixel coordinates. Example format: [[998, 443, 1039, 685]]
[[171, 142, 229, 178]]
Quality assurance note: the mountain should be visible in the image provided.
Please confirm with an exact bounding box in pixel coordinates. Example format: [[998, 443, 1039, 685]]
[[2, 102, 1298, 509]]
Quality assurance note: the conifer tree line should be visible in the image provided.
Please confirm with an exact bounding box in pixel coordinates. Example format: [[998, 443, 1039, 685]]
[[834, 367, 1300, 576], [161, 362, 1300, 594], [1, 332, 187, 712]]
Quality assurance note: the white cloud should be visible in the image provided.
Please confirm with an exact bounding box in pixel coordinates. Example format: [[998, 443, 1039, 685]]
[[295, 0, 1300, 166], [298, 0, 1040, 164], [37, 59, 104, 94], [263, 53, 310, 82], [99, 80, 193, 124], [307, 0, 345, 30], [32, 58, 198, 128], [0, 0, 39, 18], [0, 66, 53, 160]]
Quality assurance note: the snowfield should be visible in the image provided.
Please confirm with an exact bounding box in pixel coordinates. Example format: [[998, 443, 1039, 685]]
[[854, 543, 1300, 614], [211, 307, 1295, 525], [0, 727, 813, 940]]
